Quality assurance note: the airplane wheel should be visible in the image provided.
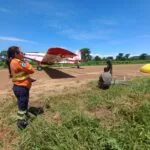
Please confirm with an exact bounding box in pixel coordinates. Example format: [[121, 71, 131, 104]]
[[77, 64, 80, 69], [37, 66, 42, 71]]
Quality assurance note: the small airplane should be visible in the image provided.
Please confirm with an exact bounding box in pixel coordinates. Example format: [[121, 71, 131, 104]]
[[23, 47, 82, 70]]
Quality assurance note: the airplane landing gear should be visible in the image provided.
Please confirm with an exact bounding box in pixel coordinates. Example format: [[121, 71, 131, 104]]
[[37, 65, 42, 71], [76, 62, 80, 69], [77, 64, 80, 69]]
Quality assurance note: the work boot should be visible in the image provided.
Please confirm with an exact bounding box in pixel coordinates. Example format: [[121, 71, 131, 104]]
[[17, 119, 28, 130]]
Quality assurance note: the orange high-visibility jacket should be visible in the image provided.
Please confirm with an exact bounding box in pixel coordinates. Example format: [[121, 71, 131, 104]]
[[10, 58, 35, 89]]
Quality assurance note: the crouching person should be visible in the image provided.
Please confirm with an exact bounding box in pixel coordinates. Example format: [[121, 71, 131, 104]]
[[98, 67, 112, 90]]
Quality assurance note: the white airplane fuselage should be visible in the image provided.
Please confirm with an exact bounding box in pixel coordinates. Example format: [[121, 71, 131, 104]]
[[24, 51, 81, 65]]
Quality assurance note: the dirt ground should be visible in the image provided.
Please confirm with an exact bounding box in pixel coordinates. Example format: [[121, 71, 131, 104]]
[[0, 64, 149, 101]]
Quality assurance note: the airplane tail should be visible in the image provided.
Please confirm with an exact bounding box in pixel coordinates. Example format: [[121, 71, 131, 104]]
[[75, 50, 81, 61], [58, 50, 81, 64]]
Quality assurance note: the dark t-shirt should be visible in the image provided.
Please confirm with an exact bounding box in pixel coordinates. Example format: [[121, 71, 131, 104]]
[[107, 59, 112, 69]]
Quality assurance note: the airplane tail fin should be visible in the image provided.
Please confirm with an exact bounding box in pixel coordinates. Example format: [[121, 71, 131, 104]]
[[75, 50, 81, 60]]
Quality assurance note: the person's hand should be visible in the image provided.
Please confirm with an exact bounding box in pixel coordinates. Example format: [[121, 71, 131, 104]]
[[32, 79, 36, 82], [9, 74, 12, 78], [30, 78, 36, 82]]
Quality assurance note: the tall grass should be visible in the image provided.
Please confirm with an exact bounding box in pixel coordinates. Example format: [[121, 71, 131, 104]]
[[0, 78, 150, 149], [16, 78, 150, 150]]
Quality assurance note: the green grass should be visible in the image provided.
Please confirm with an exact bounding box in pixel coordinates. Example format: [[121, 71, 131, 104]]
[[0, 78, 150, 150], [80, 60, 150, 66]]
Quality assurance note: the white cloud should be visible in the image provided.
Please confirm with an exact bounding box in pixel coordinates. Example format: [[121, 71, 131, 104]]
[[29, 1, 76, 18], [108, 40, 125, 45], [0, 36, 38, 44], [91, 53, 117, 58], [91, 18, 118, 26], [48, 18, 113, 40], [0, 8, 10, 13], [29, 1, 52, 8], [29, 1, 55, 12], [91, 53, 101, 57], [48, 23, 62, 30], [91, 49, 120, 59], [102, 20, 118, 26], [55, 11, 76, 17], [101, 54, 116, 58], [58, 28, 110, 40]]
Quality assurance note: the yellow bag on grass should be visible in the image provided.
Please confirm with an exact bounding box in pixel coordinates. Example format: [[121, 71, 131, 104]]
[[140, 64, 150, 73]]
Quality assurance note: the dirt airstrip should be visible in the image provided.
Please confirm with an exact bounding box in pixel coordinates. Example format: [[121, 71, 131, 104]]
[[0, 64, 148, 102]]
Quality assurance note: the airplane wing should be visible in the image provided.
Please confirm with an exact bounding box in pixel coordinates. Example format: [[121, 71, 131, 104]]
[[47, 47, 77, 58], [24, 47, 77, 65]]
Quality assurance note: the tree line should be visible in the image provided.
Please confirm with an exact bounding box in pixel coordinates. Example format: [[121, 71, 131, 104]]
[[80, 48, 150, 61]]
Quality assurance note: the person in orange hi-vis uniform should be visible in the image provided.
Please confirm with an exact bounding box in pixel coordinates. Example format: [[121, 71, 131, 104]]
[[7, 46, 36, 130]]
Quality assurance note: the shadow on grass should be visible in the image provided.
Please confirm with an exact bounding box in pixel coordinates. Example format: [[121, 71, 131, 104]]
[[28, 106, 44, 116]]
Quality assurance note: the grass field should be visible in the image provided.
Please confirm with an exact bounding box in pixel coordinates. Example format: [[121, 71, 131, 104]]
[[0, 77, 150, 150]]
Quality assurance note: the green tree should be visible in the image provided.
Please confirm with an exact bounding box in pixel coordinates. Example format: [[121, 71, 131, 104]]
[[139, 53, 148, 60], [102, 57, 106, 61], [94, 56, 101, 61], [106, 56, 113, 60], [0, 50, 7, 57], [0, 50, 7, 61], [116, 53, 124, 60], [80, 48, 91, 61], [89, 55, 92, 61], [124, 54, 130, 60]]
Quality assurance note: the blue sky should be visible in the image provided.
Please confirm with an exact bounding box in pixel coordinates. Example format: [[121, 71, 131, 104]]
[[0, 0, 150, 57]]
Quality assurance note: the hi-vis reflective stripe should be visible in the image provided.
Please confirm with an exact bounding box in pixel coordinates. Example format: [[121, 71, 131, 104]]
[[13, 71, 25, 77], [12, 75, 29, 81], [12, 71, 30, 81], [17, 116, 25, 120], [17, 110, 26, 120], [18, 110, 27, 115]]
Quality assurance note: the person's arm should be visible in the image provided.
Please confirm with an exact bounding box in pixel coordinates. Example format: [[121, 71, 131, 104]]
[[19, 61, 35, 74], [99, 74, 103, 83], [11, 60, 35, 74]]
